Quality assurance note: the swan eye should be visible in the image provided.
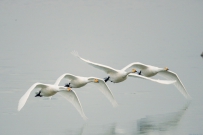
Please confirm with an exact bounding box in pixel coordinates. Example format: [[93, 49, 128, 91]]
[[94, 79, 99, 83], [132, 69, 137, 73]]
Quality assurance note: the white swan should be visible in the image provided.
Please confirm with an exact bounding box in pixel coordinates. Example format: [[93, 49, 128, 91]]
[[122, 62, 191, 99], [18, 82, 87, 120], [55, 73, 118, 107], [71, 51, 176, 85]]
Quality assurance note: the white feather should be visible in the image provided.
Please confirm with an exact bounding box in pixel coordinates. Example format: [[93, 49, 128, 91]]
[[158, 70, 191, 99], [55, 73, 118, 107], [18, 82, 87, 120], [18, 83, 47, 111], [58, 90, 88, 120], [121, 61, 191, 99], [72, 51, 176, 85], [128, 74, 176, 84]]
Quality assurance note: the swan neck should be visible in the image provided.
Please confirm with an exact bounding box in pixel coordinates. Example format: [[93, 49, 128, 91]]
[[58, 86, 66, 91], [87, 80, 92, 83], [87, 78, 94, 83], [127, 71, 133, 75], [160, 68, 166, 72]]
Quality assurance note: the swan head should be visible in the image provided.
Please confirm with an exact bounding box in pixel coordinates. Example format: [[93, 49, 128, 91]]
[[132, 69, 137, 73], [164, 67, 169, 71], [94, 79, 99, 83], [67, 87, 71, 91], [64, 83, 71, 91]]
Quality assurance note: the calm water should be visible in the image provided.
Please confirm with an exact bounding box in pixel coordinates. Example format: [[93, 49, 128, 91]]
[[0, 0, 203, 135]]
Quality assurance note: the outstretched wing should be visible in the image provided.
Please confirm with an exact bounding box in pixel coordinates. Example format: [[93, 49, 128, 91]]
[[88, 77, 118, 107], [54, 73, 79, 86], [18, 83, 47, 111], [122, 62, 149, 71], [158, 70, 191, 99], [128, 74, 176, 84], [72, 51, 118, 74], [58, 90, 88, 120]]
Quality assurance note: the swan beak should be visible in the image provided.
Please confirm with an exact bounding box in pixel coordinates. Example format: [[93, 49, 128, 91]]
[[165, 67, 169, 71], [94, 79, 99, 83], [132, 69, 137, 73], [67, 87, 71, 91]]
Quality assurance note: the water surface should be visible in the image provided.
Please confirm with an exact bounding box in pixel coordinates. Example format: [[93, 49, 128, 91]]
[[0, 0, 203, 135]]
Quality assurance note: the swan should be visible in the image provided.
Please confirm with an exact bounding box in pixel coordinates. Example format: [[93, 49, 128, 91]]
[[122, 62, 191, 99], [71, 51, 176, 85], [55, 73, 118, 107], [18, 82, 87, 120]]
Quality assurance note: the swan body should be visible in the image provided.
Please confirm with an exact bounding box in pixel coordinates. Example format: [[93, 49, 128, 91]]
[[122, 62, 191, 99], [107, 70, 129, 83], [71, 51, 176, 85], [68, 77, 88, 88], [122, 62, 166, 77], [40, 84, 58, 96], [137, 66, 161, 77], [55, 73, 118, 107], [18, 82, 87, 120]]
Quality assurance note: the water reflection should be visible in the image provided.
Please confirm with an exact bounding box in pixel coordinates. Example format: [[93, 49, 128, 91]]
[[103, 123, 125, 135], [137, 102, 190, 134], [201, 52, 203, 58], [77, 124, 86, 135], [61, 102, 190, 135], [64, 124, 86, 135]]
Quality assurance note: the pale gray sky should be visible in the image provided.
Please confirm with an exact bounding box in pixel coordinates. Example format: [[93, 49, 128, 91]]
[[0, 0, 203, 134]]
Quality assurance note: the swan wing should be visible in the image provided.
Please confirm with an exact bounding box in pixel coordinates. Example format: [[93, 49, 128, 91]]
[[128, 74, 176, 84], [54, 73, 79, 86], [72, 51, 118, 74], [122, 62, 149, 71], [158, 71, 191, 99], [18, 83, 47, 111], [88, 77, 118, 107], [58, 90, 88, 120]]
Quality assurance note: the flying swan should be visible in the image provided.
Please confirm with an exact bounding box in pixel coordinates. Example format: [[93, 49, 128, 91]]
[[71, 51, 176, 85], [55, 73, 118, 107], [18, 81, 87, 120], [122, 62, 191, 99]]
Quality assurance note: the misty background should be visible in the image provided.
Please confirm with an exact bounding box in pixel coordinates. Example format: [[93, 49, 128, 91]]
[[0, 0, 203, 135]]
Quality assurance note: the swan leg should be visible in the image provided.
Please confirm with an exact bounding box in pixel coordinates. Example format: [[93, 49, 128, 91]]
[[35, 91, 42, 97], [104, 76, 110, 82]]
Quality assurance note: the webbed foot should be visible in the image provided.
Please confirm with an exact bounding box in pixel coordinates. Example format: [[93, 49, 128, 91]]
[[35, 91, 42, 97], [104, 76, 110, 82], [64, 83, 70, 87]]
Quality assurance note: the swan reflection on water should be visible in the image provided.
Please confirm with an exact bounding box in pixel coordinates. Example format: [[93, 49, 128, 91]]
[[137, 102, 190, 134], [62, 102, 190, 135]]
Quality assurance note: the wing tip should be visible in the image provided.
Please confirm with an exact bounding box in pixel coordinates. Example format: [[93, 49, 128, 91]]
[[71, 50, 80, 58], [82, 115, 88, 121], [17, 105, 22, 111], [18, 98, 25, 111], [112, 101, 119, 108], [186, 94, 192, 100]]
